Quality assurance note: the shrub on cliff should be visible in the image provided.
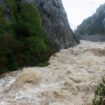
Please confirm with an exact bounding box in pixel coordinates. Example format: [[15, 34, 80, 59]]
[[93, 78, 105, 105], [0, 0, 57, 74]]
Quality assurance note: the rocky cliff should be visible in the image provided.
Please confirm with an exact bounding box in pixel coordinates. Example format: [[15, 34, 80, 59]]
[[76, 3, 105, 36], [0, 0, 78, 74], [35, 0, 79, 48], [1, 0, 79, 48]]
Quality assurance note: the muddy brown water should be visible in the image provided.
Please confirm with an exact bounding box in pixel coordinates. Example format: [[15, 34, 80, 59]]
[[0, 40, 105, 105]]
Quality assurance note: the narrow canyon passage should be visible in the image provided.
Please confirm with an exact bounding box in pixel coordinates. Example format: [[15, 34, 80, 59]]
[[0, 40, 105, 105]]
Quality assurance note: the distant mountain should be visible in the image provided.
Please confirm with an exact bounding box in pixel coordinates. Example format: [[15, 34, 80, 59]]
[[76, 3, 105, 36]]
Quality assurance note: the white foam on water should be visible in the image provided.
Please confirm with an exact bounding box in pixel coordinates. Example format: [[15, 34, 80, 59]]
[[0, 40, 105, 105]]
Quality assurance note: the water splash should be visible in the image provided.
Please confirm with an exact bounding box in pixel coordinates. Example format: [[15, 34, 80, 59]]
[[0, 40, 105, 105]]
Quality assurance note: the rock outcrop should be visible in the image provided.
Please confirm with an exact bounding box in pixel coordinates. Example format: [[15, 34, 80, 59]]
[[76, 3, 105, 36], [35, 0, 79, 48], [1, 40, 105, 105], [0, 0, 79, 74]]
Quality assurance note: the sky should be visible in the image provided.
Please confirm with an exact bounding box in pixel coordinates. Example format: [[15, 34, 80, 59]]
[[62, 0, 105, 30]]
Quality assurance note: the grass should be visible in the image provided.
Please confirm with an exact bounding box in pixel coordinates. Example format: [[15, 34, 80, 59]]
[[93, 78, 105, 105]]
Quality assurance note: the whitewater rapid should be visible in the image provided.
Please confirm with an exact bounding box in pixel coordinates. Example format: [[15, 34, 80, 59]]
[[0, 40, 105, 105]]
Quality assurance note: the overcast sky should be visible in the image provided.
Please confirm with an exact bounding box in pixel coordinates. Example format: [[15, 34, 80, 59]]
[[62, 0, 105, 30]]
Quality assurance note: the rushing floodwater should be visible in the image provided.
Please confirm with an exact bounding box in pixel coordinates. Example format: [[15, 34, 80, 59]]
[[0, 40, 105, 105]]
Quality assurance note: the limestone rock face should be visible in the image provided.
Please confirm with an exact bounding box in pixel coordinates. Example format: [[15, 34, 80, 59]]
[[1, 0, 79, 49], [76, 3, 105, 36], [0, 0, 58, 73], [35, 0, 79, 48]]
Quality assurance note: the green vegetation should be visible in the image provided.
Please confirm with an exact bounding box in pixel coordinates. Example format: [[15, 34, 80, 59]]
[[0, 0, 57, 74], [93, 78, 105, 105]]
